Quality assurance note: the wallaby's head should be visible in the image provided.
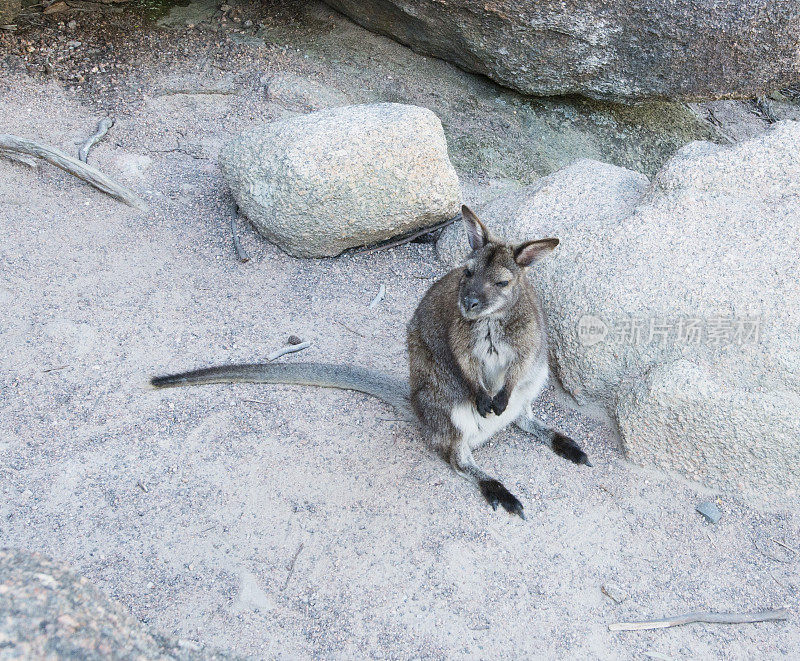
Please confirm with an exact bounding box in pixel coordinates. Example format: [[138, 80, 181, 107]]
[[457, 205, 558, 321]]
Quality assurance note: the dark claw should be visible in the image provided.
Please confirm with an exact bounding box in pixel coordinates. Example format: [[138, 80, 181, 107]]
[[479, 479, 526, 519], [491, 387, 509, 415], [551, 431, 592, 466], [476, 391, 493, 417]]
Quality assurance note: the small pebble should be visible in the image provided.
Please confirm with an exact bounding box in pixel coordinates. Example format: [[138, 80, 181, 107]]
[[696, 500, 722, 524], [287, 335, 303, 345]]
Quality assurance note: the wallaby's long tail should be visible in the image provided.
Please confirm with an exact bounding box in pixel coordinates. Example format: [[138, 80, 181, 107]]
[[150, 362, 411, 415]]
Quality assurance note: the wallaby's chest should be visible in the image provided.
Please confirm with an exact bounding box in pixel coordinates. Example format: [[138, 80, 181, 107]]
[[471, 320, 514, 393]]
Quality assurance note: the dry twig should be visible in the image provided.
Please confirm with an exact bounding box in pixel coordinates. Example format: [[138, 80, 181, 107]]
[[333, 318, 366, 337], [354, 213, 461, 255], [157, 87, 238, 97], [609, 609, 788, 632], [771, 538, 798, 554], [281, 543, 304, 591], [228, 199, 250, 262], [0, 134, 147, 210], [267, 341, 311, 361], [78, 117, 114, 163], [369, 284, 386, 309]]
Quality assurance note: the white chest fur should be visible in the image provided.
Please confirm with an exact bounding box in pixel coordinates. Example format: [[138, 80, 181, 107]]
[[449, 358, 549, 450], [471, 319, 515, 394]]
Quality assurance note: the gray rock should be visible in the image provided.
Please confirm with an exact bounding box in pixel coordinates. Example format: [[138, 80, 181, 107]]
[[220, 103, 461, 258], [539, 122, 800, 493], [696, 501, 723, 524], [0, 0, 20, 24], [264, 72, 350, 112], [0, 548, 237, 659], [617, 360, 800, 494], [446, 123, 800, 494], [256, 3, 724, 181], [323, 0, 800, 103], [437, 159, 648, 266]]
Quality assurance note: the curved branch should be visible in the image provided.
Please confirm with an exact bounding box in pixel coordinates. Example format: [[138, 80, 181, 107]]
[[609, 609, 789, 631], [78, 117, 115, 163], [0, 133, 147, 211]]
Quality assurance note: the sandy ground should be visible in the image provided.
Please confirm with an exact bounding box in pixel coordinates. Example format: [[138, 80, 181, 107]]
[[1, 2, 799, 659]]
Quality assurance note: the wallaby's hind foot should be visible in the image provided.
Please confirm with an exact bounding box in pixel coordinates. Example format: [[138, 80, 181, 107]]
[[448, 443, 526, 520], [479, 479, 526, 519], [515, 416, 593, 467], [551, 431, 592, 466]]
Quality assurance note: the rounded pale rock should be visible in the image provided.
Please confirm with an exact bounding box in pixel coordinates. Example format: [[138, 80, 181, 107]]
[[220, 103, 461, 258], [524, 121, 800, 494], [437, 158, 649, 266]]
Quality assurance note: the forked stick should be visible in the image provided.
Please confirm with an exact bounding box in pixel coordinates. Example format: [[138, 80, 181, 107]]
[[609, 609, 789, 631], [0, 134, 147, 210]]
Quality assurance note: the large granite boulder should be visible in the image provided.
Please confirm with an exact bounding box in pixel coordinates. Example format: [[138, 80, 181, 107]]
[[220, 103, 460, 258], [0, 548, 236, 659], [323, 0, 800, 103], [438, 123, 800, 494]]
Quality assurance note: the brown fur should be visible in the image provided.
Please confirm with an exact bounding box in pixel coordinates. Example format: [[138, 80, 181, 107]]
[[406, 206, 562, 517], [150, 205, 589, 519]]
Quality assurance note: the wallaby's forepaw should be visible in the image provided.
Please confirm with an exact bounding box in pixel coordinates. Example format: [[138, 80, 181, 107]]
[[476, 391, 493, 417], [479, 479, 526, 519], [491, 387, 509, 415], [551, 432, 592, 466]]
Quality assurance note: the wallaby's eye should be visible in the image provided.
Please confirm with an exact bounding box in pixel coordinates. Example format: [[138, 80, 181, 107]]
[[496, 280, 510, 288], [464, 268, 473, 277]]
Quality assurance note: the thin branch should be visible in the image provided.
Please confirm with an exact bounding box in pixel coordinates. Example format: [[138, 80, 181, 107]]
[[771, 538, 798, 555], [609, 609, 789, 632], [281, 542, 304, 591], [267, 341, 311, 361], [229, 199, 250, 262], [78, 117, 114, 163], [153, 146, 208, 160], [0, 134, 147, 210], [156, 88, 238, 97], [754, 536, 794, 563], [369, 283, 385, 309], [354, 213, 461, 256], [333, 318, 365, 337]]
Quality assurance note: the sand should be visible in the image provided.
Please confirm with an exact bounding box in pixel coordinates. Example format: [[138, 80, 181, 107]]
[[1, 2, 797, 658]]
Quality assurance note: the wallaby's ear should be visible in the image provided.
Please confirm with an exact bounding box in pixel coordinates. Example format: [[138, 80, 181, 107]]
[[462, 205, 490, 251], [513, 238, 559, 267]]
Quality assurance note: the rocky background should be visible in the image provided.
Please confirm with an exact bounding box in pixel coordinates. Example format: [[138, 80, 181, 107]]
[[1, 0, 798, 658]]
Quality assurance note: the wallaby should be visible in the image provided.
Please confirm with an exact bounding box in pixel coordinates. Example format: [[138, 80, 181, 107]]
[[151, 205, 590, 518]]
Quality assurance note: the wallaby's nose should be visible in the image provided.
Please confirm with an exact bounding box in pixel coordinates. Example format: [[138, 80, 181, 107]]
[[465, 296, 480, 311]]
